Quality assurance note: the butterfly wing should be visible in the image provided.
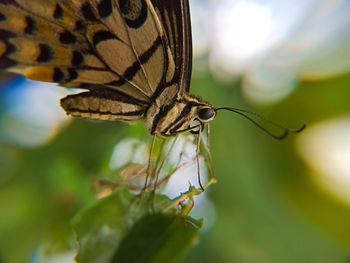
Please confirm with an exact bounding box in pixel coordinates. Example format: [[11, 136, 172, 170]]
[[151, 0, 193, 96], [88, 0, 178, 101], [0, 0, 192, 121]]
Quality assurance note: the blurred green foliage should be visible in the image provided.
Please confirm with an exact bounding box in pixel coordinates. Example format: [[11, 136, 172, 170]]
[[113, 213, 200, 263], [73, 188, 199, 263], [1, 71, 350, 262]]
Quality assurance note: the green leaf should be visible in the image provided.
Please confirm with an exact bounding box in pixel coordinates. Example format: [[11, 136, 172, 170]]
[[72, 189, 131, 263], [112, 213, 200, 263], [73, 187, 198, 263]]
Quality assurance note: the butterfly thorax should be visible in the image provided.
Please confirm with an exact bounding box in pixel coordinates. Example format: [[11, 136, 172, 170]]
[[145, 92, 215, 136]]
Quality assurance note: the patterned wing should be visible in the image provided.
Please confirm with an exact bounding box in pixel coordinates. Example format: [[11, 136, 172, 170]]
[[87, 0, 181, 101], [151, 0, 193, 96], [0, 0, 192, 121], [72, 0, 178, 101], [0, 0, 172, 101]]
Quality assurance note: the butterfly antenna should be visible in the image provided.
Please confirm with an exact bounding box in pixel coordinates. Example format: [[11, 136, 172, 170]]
[[215, 107, 306, 140]]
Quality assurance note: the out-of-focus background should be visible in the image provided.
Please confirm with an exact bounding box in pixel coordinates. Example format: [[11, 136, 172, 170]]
[[1, 0, 350, 262]]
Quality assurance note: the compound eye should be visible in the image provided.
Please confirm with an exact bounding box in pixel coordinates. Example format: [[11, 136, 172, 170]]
[[198, 108, 215, 121]]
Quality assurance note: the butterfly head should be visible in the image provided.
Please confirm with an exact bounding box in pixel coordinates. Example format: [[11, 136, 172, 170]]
[[146, 93, 216, 136], [186, 106, 216, 135], [198, 107, 216, 122], [165, 94, 217, 135]]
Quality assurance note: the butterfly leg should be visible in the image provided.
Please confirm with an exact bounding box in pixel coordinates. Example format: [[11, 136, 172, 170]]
[[142, 135, 170, 192], [152, 135, 179, 192], [196, 127, 204, 191], [148, 136, 178, 212], [203, 124, 217, 188], [142, 134, 156, 193], [151, 137, 166, 184], [195, 124, 217, 191]]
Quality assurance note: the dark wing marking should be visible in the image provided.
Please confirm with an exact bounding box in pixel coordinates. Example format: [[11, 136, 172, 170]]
[[0, 0, 156, 102], [151, 0, 193, 95]]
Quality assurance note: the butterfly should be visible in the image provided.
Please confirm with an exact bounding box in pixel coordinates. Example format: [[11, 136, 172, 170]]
[[0, 0, 216, 135], [0, 0, 304, 190]]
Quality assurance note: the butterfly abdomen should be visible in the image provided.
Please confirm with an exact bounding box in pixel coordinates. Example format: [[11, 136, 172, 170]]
[[61, 89, 146, 122]]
